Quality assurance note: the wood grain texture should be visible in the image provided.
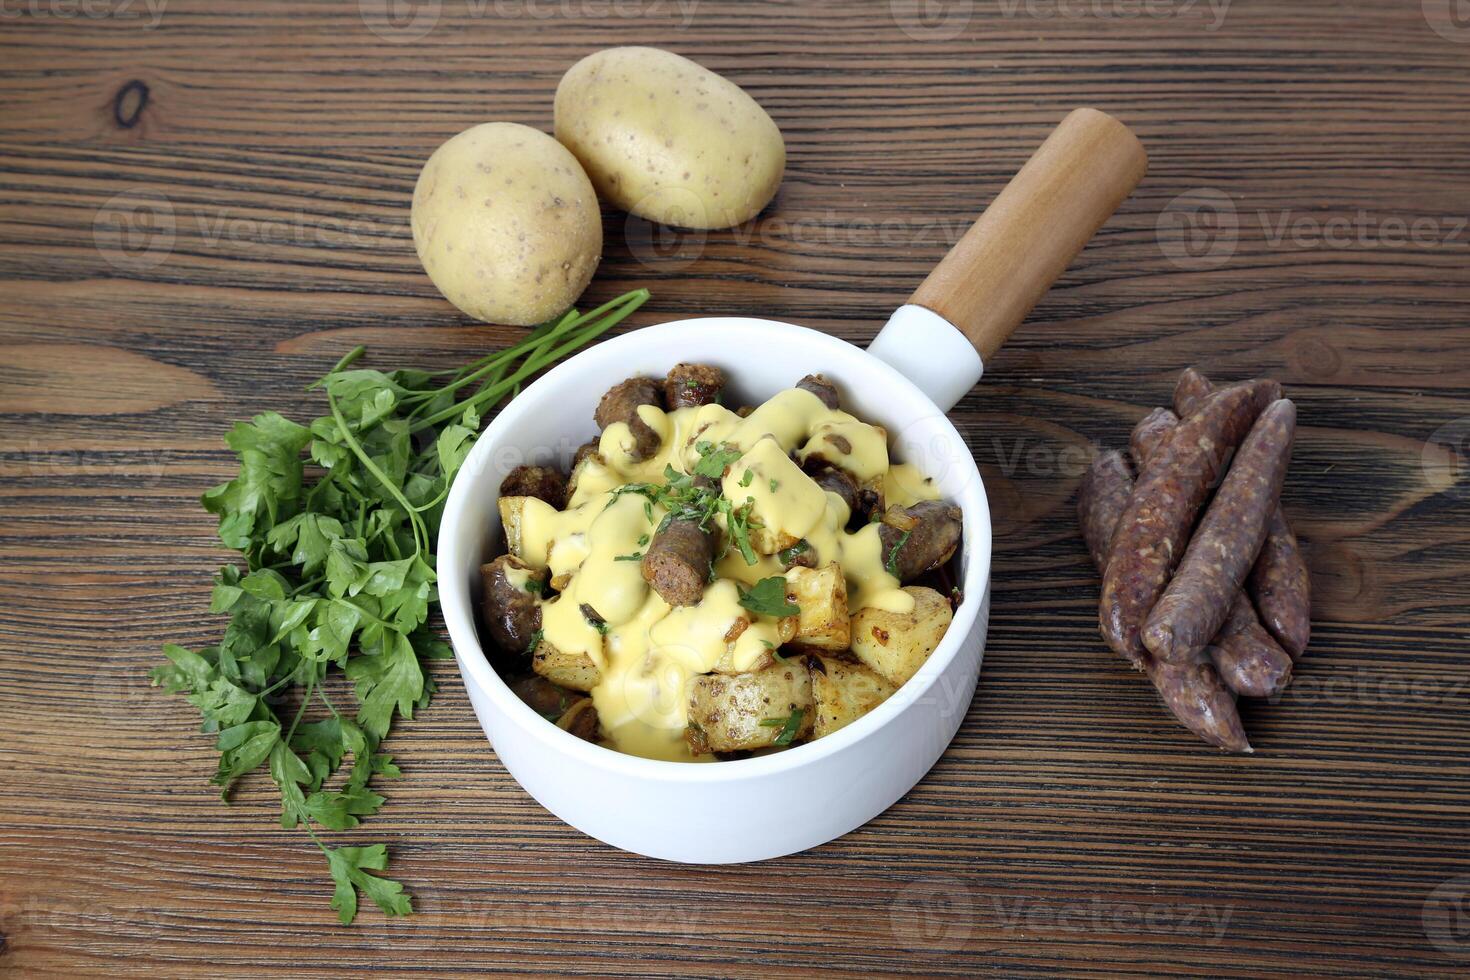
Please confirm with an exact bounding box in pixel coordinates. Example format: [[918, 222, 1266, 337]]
[[2, 0, 1469, 975]]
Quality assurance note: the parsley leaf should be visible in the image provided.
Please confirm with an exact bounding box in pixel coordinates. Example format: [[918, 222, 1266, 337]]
[[737, 576, 800, 617], [326, 844, 413, 925], [693, 442, 743, 479], [777, 539, 810, 566], [885, 529, 912, 578]]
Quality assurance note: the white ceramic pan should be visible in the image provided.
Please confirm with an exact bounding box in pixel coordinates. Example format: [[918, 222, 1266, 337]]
[[438, 108, 1147, 862]]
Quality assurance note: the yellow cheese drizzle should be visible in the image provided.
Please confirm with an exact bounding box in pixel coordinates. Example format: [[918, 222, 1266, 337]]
[[516, 387, 940, 761]]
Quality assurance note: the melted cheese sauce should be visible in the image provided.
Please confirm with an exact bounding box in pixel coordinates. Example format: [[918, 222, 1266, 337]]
[[516, 387, 940, 761]]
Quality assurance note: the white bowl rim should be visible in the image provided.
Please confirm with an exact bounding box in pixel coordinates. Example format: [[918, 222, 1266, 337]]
[[438, 316, 991, 784]]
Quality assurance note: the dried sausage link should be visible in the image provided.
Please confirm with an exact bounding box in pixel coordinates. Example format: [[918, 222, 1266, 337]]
[[1144, 399, 1297, 664]]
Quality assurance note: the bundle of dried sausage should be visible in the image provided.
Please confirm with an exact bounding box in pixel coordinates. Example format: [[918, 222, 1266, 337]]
[[1078, 367, 1310, 752]]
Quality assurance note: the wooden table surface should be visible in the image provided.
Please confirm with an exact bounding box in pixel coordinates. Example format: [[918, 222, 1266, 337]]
[[3, 1, 1469, 976]]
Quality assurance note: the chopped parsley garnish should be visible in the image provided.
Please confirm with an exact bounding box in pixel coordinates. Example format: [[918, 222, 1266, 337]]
[[740, 468, 754, 487], [885, 529, 911, 577], [527, 628, 545, 654], [737, 576, 800, 617], [759, 707, 804, 746], [523, 577, 543, 594], [692, 441, 743, 479], [614, 551, 643, 562], [605, 443, 763, 567], [769, 478, 780, 493], [637, 534, 650, 546], [777, 540, 809, 566]]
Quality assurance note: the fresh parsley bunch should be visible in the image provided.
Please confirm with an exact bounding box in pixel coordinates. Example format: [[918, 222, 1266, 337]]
[[151, 289, 649, 923]]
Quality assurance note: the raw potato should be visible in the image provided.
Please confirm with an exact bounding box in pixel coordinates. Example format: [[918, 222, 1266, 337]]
[[849, 586, 953, 687], [810, 657, 896, 739], [784, 563, 851, 651], [411, 122, 602, 326], [686, 663, 814, 753], [554, 47, 785, 230], [532, 637, 602, 692]]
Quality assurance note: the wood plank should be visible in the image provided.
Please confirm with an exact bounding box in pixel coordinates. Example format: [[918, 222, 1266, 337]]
[[2, 0, 1468, 975]]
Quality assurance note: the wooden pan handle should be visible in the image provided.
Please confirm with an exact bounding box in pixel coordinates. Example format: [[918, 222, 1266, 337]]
[[909, 108, 1148, 361]]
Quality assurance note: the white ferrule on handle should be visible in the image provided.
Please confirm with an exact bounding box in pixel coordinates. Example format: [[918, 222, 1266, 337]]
[[866, 304, 984, 412]]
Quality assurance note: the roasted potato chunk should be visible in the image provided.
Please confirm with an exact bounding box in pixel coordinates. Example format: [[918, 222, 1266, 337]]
[[685, 664, 814, 753], [499, 495, 530, 560], [849, 586, 953, 687], [784, 562, 850, 652], [532, 637, 602, 692], [810, 657, 897, 738]]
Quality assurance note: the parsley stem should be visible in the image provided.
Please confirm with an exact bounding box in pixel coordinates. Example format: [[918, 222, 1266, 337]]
[[409, 289, 648, 432], [326, 388, 430, 559], [284, 674, 316, 746], [411, 308, 581, 411], [317, 686, 342, 720], [307, 346, 368, 389]]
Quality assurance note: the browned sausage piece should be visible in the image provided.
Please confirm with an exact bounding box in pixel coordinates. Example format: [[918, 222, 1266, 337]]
[[499, 464, 567, 509], [1209, 593, 1293, 697], [556, 698, 601, 742], [1248, 508, 1311, 659], [572, 439, 600, 468], [594, 376, 663, 461], [1144, 399, 1297, 663], [878, 500, 963, 581], [664, 362, 726, 409], [480, 555, 546, 656], [1078, 450, 1137, 605], [807, 462, 860, 517], [1077, 455, 1250, 748], [796, 373, 840, 410], [1145, 656, 1252, 753], [508, 674, 581, 720], [1173, 369, 1312, 660], [641, 517, 714, 606], [1129, 407, 1179, 468], [1100, 379, 1281, 663]]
